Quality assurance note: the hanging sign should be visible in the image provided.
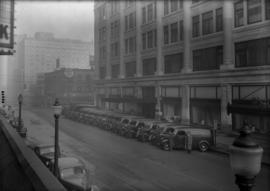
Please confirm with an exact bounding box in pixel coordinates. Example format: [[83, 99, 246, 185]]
[[0, 0, 14, 49]]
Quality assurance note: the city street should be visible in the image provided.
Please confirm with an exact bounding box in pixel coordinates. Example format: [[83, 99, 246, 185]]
[[23, 108, 270, 191]]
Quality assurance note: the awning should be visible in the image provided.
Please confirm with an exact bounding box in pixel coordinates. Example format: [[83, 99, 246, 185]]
[[161, 97, 182, 104], [102, 97, 156, 103]]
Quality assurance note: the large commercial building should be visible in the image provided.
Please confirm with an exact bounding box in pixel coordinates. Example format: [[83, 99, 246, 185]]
[[94, 0, 270, 133], [15, 32, 94, 105], [31, 68, 95, 107]]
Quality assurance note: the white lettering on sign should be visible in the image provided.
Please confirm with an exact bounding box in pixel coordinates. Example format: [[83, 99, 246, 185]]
[[0, 24, 9, 40]]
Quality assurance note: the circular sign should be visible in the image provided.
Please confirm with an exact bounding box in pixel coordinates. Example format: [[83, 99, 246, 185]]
[[64, 68, 74, 78]]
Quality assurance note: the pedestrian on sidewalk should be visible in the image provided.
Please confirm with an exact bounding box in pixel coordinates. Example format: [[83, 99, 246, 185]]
[[185, 131, 193, 154]]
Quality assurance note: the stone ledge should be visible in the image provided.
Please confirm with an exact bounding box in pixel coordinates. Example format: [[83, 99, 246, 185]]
[[0, 116, 66, 191]]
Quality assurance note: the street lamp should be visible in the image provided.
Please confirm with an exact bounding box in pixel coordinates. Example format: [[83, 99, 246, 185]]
[[18, 94, 23, 131], [52, 98, 62, 177], [229, 123, 263, 191]]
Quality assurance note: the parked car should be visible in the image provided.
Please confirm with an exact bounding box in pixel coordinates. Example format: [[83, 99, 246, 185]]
[[49, 157, 98, 191], [149, 122, 181, 145], [124, 119, 145, 138], [32, 144, 61, 167], [160, 128, 214, 152], [136, 120, 162, 142]]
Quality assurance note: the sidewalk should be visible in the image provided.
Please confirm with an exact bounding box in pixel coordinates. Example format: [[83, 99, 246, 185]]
[[210, 131, 270, 166]]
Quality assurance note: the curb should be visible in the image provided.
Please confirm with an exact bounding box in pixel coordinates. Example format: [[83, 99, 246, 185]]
[[210, 146, 270, 167]]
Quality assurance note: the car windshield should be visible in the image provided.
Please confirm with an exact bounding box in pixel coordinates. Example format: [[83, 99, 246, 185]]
[[61, 166, 86, 178], [40, 147, 54, 155], [130, 121, 137, 125]]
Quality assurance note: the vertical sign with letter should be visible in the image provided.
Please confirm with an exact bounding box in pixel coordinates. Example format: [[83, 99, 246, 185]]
[[0, 0, 14, 53]]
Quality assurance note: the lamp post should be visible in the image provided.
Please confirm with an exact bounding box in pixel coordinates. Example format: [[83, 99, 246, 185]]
[[18, 94, 23, 131], [229, 123, 263, 191], [52, 98, 62, 177]]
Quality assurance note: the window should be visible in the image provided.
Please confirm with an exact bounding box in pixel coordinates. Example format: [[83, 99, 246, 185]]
[[164, 0, 169, 15], [125, 12, 136, 31], [171, 0, 178, 12], [147, 3, 153, 22], [164, 25, 169, 44], [142, 7, 146, 24], [193, 46, 223, 71], [110, 42, 119, 57], [147, 31, 153, 49], [99, 66, 106, 79], [164, 53, 183, 74], [125, 62, 136, 77], [143, 58, 156, 76], [179, 0, 183, 9], [111, 64, 120, 79], [216, 8, 223, 32], [247, 0, 262, 24], [129, 37, 136, 53], [192, 15, 200, 37], [125, 15, 128, 32], [202, 11, 213, 35], [235, 37, 270, 67], [99, 27, 106, 42], [179, 20, 183, 41], [234, 0, 244, 27], [142, 33, 147, 50], [170, 22, 178, 43], [125, 39, 128, 54], [110, 20, 119, 40], [125, 36, 136, 55], [111, 0, 119, 16], [99, 46, 106, 60], [142, 29, 157, 50], [266, 0, 270, 19]]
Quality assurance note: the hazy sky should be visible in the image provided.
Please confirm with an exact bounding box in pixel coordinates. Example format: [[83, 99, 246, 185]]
[[16, 1, 94, 42]]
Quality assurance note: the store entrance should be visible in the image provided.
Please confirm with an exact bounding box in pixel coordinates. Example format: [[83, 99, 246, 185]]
[[142, 103, 155, 119]]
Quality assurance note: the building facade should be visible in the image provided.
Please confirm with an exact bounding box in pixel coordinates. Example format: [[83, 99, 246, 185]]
[[15, 32, 94, 105], [94, 0, 270, 133], [34, 68, 95, 107]]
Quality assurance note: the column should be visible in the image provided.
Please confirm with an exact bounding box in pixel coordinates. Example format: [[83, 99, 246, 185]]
[[220, 0, 234, 70], [155, 85, 162, 120], [119, 87, 124, 112], [221, 84, 232, 131], [182, 0, 192, 73], [106, 4, 111, 79], [156, 1, 164, 75], [136, 3, 142, 77], [181, 85, 190, 124], [119, 3, 125, 79], [105, 87, 109, 110]]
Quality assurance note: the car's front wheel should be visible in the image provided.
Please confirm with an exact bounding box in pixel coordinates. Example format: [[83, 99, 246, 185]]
[[198, 140, 209, 152], [162, 140, 171, 151]]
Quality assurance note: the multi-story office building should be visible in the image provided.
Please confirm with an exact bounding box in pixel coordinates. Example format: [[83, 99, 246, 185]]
[[94, 0, 270, 133], [15, 32, 93, 105], [17, 32, 93, 91]]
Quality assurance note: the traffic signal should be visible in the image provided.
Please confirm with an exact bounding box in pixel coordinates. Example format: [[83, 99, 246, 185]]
[[1, 91, 5, 104]]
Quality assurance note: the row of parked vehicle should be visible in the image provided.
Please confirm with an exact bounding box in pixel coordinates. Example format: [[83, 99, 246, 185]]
[[63, 106, 215, 152]]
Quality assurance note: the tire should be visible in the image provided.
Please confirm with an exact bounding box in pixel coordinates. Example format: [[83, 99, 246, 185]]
[[162, 140, 171, 151], [198, 140, 209, 152]]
